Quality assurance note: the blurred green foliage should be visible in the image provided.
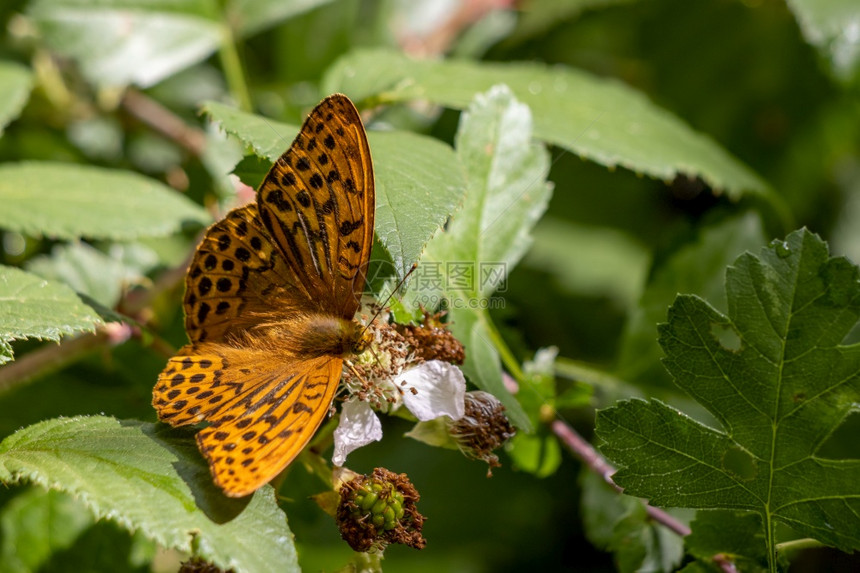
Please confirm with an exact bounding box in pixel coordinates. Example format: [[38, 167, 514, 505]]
[[0, 0, 859, 571]]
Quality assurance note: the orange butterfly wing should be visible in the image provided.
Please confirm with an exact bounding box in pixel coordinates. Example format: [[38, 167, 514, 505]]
[[153, 94, 374, 497], [155, 348, 343, 496], [257, 94, 374, 318]]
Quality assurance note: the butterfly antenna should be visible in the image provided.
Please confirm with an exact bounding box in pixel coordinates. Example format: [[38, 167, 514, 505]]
[[360, 263, 418, 336]]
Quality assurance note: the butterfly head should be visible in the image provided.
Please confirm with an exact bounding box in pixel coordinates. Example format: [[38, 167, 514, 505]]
[[352, 323, 374, 355]]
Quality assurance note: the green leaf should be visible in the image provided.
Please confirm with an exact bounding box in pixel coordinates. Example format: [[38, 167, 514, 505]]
[[0, 416, 299, 573], [417, 85, 551, 431], [686, 511, 768, 572], [370, 130, 466, 278], [0, 265, 102, 365], [232, 0, 336, 36], [506, 430, 560, 477], [617, 212, 767, 389], [580, 472, 687, 573], [29, 0, 222, 88], [596, 229, 860, 565], [201, 101, 466, 278], [0, 162, 209, 240], [26, 242, 133, 308], [0, 488, 93, 573], [324, 48, 776, 205], [0, 61, 33, 136], [786, 0, 860, 82]]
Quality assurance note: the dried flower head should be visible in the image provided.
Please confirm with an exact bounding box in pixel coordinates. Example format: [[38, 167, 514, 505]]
[[179, 558, 232, 573], [396, 309, 465, 365], [448, 391, 516, 475], [337, 467, 426, 552]]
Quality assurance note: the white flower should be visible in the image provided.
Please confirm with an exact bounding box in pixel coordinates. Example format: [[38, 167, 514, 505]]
[[332, 360, 466, 467], [332, 400, 383, 467], [396, 360, 466, 421]]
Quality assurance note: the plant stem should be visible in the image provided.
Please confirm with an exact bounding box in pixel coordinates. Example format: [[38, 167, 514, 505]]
[[479, 311, 524, 382], [554, 356, 633, 394], [218, 18, 252, 112], [121, 89, 207, 157], [551, 418, 691, 538]]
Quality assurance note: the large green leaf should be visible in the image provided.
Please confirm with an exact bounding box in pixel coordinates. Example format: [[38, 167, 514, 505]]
[[418, 85, 552, 431], [685, 510, 768, 572], [786, 0, 860, 82], [323, 48, 774, 205], [0, 61, 33, 136], [27, 0, 346, 89], [201, 101, 466, 277], [0, 162, 209, 240], [0, 416, 299, 573], [29, 0, 222, 88], [0, 266, 102, 365], [597, 229, 860, 567]]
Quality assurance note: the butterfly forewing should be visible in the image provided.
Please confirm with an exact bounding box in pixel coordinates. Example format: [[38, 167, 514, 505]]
[[154, 94, 375, 497], [183, 204, 309, 343], [257, 94, 375, 319]]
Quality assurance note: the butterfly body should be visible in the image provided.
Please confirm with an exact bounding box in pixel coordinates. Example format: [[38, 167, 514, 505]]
[[153, 94, 374, 497]]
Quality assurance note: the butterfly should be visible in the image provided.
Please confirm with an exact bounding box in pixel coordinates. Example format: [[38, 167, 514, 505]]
[[153, 94, 375, 497]]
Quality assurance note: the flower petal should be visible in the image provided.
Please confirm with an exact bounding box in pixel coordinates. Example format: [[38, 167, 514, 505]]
[[396, 360, 466, 422], [332, 400, 383, 467]]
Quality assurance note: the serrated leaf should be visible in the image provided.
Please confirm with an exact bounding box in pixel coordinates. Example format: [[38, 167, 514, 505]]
[[0, 416, 298, 573], [0, 61, 33, 136], [29, 0, 222, 88], [0, 162, 209, 240], [0, 265, 102, 364], [201, 101, 466, 278], [617, 213, 767, 389], [786, 0, 860, 82], [323, 48, 775, 204], [686, 511, 768, 572], [596, 229, 860, 564], [0, 488, 94, 573], [416, 85, 551, 431]]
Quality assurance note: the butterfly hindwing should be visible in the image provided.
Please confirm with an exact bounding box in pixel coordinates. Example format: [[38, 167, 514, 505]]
[[257, 94, 375, 319], [195, 353, 343, 496], [153, 350, 228, 426], [155, 346, 344, 496]]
